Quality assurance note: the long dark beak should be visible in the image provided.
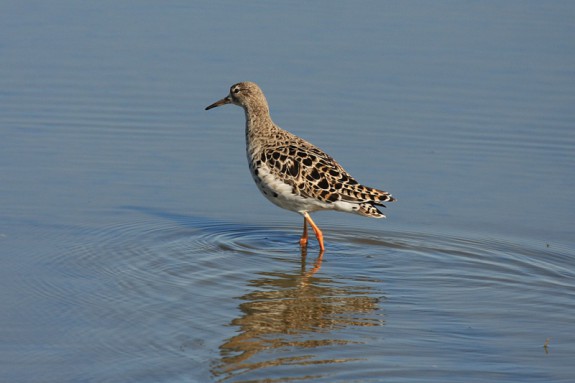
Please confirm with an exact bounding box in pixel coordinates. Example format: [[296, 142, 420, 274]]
[[205, 95, 232, 110]]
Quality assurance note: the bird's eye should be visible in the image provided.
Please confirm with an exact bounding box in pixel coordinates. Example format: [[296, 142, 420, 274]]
[[233, 88, 240, 94]]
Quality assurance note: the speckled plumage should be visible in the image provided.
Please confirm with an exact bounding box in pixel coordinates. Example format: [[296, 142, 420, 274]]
[[206, 81, 395, 251]]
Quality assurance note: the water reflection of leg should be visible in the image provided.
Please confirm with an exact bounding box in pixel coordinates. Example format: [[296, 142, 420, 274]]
[[300, 245, 324, 276], [308, 251, 323, 275], [299, 244, 308, 274]]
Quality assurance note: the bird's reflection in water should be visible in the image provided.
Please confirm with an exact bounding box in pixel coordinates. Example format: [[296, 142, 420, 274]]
[[212, 248, 385, 381]]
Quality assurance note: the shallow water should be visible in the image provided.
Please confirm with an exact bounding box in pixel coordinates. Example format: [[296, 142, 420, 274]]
[[4, 215, 573, 382], [2, 1, 575, 382]]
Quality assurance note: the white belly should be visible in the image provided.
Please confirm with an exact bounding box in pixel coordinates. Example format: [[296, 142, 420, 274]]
[[250, 164, 331, 214]]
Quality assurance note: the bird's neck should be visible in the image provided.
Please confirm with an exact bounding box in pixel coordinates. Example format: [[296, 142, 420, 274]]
[[244, 105, 276, 145]]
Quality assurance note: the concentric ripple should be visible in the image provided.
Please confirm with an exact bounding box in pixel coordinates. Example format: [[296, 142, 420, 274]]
[[5, 210, 573, 382], [18, 215, 567, 382]]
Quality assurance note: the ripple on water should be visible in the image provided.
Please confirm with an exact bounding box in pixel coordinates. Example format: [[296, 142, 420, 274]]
[[33, 216, 575, 382]]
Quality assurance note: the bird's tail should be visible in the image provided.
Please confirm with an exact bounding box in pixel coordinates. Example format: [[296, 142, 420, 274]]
[[355, 186, 396, 218]]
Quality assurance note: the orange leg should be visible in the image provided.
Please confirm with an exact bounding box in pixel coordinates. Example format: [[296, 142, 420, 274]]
[[299, 217, 309, 247], [302, 212, 325, 252]]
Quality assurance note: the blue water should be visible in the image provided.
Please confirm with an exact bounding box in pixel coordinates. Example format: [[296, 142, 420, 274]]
[[1, 1, 574, 382]]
